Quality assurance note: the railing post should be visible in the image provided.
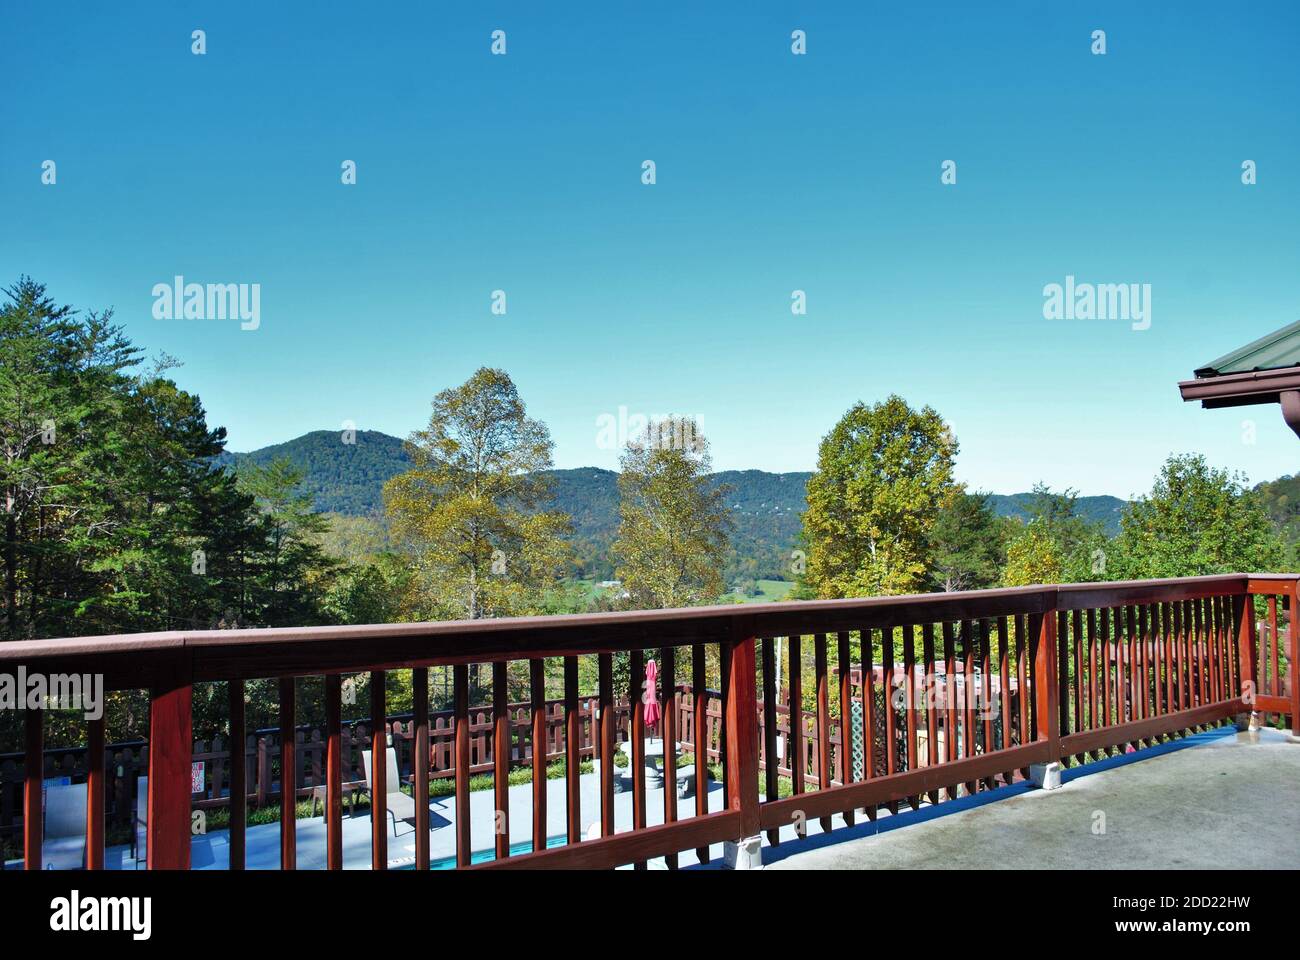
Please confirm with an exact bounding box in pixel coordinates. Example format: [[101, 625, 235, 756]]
[[1030, 591, 1062, 788], [147, 663, 192, 869], [723, 619, 762, 869], [1234, 591, 1258, 726]]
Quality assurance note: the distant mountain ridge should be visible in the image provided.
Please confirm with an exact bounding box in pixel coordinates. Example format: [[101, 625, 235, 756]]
[[217, 430, 1130, 580]]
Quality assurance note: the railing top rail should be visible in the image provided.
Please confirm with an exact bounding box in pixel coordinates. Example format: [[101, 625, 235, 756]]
[[0, 573, 1288, 687]]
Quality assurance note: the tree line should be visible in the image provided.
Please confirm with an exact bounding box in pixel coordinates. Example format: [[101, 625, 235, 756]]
[[1, 279, 1291, 742]]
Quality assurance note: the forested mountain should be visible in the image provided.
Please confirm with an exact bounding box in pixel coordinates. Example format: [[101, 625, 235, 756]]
[[986, 493, 1127, 535], [218, 430, 1132, 581]]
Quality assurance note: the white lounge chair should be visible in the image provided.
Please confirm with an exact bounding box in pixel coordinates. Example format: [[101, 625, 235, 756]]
[[361, 747, 417, 837], [43, 781, 87, 870]]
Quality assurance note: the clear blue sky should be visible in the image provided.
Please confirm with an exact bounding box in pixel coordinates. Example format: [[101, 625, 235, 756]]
[[3, 1, 1298, 498]]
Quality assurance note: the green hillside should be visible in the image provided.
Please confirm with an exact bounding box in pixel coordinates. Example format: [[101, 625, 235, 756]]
[[217, 430, 1131, 584]]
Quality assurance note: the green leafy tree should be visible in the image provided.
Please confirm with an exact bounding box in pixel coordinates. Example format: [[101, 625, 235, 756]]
[[801, 395, 958, 598], [1000, 484, 1109, 586], [1110, 454, 1285, 579], [928, 490, 1010, 591], [612, 417, 731, 610], [383, 368, 571, 622], [237, 457, 336, 625]]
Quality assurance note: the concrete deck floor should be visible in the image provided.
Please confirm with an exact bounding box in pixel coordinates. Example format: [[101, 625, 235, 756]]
[[765, 725, 1300, 870]]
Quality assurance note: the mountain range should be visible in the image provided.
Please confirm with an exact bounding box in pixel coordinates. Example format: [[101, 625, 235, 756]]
[[217, 430, 1133, 582]]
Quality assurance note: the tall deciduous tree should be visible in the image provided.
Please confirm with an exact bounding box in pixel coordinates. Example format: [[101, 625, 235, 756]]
[[383, 368, 571, 622], [801, 396, 957, 598], [613, 417, 731, 609], [1111, 454, 1284, 579]]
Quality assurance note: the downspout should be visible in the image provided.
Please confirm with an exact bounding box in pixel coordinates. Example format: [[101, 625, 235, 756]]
[[1281, 390, 1300, 440]]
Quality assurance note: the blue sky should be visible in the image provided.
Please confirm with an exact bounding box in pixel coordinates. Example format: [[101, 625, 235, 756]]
[[3, 1, 1298, 497]]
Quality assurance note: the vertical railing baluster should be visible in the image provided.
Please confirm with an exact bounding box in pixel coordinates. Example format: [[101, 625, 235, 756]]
[[528, 659, 546, 853], [921, 624, 939, 800], [692, 643, 709, 863], [660, 644, 678, 869], [762, 637, 780, 845], [1168, 601, 1179, 719], [87, 713, 105, 870], [563, 656, 580, 845], [942, 621, 958, 796], [789, 634, 805, 815], [493, 662, 510, 862], [597, 652, 615, 840], [369, 671, 386, 870], [982, 618, 995, 788], [902, 625, 919, 809], [1018, 613, 1031, 776], [1088, 608, 1103, 760], [1159, 600, 1170, 712], [1071, 609, 1084, 766], [962, 620, 977, 795], [1269, 595, 1281, 711], [413, 667, 429, 870], [837, 631, 858, 822], [882, 626, 899, 811], [324, 674, 342, 870], [24, 706, 42, 870], [863, 627, 878, 818], [228, 679, 246, 870], [815, 633, 833, 828], [454, 664, 471, 867], [280, 677, 297, 870], [629, 649, 647, 868]]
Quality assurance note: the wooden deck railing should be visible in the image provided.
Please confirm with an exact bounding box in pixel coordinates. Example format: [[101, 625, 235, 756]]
[[2, 573, 1295, 870]]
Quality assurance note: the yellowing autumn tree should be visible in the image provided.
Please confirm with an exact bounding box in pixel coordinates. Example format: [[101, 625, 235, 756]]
[[612, 417, 731, 610], [383, 368, 571, 623], [801, 395, 958, 598]]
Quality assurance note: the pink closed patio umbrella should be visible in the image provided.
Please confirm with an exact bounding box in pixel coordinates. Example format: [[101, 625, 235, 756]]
[[643, 658, 662, 736]]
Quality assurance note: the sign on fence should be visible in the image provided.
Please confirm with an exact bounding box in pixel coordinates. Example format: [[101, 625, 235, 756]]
[[191, 761, 205, 795]]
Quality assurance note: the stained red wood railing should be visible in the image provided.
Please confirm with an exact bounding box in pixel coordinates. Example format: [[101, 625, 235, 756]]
[[1, 573, 1289, 871]]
